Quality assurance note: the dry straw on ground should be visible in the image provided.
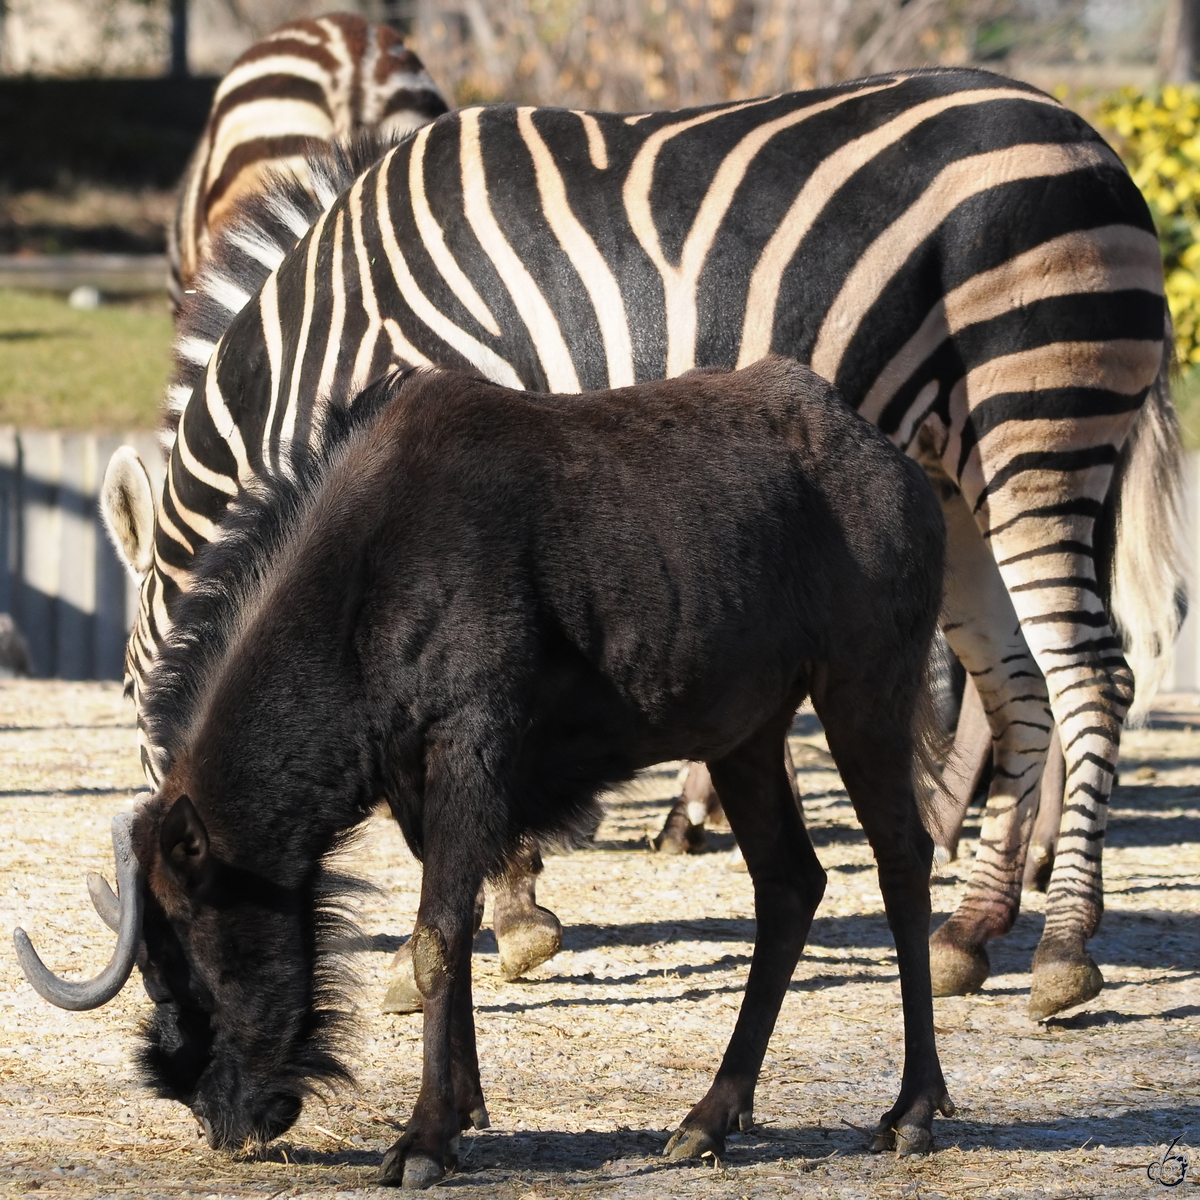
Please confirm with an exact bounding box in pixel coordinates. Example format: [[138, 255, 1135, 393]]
[[0, 680, 1196, 1198]]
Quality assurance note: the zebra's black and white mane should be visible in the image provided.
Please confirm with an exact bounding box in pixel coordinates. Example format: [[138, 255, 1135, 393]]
[[145, 370, 400, 762], [165, 131, 397, 433]]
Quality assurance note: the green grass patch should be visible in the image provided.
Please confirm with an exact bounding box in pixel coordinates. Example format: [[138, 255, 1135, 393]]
[[3, 284, 1200, 447], [0, 289, 171, 429]]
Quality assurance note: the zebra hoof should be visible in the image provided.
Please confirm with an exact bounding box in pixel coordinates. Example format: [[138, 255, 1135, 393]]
[[497, 907, 562, 980], [928, 931, 989, 996], [382, 941, 423, 1013], [654, 805, 706, 854], [1029, 949, 1103, 1020]]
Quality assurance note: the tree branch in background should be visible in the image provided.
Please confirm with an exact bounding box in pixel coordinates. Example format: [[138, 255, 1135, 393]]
[[1160, 0, 1200, 81]]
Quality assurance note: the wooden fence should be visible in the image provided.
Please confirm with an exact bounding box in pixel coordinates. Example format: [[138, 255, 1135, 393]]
[[2, 429, 1200, 688], [0, 429, 164, 679], [0, 255, 170, 296]]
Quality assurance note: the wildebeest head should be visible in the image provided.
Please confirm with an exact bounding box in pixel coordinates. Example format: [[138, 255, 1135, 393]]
[[16, 756, 357, 1151]]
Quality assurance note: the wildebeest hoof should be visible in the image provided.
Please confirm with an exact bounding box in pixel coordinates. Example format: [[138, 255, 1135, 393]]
[[928, 931, 989, 996], [400, 1152, 444, 1189], [869, 1122, 895, 1153], [653, 806, 706, 854], [382, 942, 423, 1013], [869, 1120, 932, 1155], [379, 1136, 453, 1189], [1029, 949, 1102, 1020], [664, 1125, 720, 1159], [468, 1104, 490, 1130], [895, 1124, 933, 1155], [497, 907, 562, 980]]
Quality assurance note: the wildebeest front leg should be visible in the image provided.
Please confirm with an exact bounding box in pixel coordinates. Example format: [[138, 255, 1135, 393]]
[[384, 845, 559, 1011], [379, 853, 485, 1188], [665, 713, 825, 1160], [818, 683, 952, 1153]]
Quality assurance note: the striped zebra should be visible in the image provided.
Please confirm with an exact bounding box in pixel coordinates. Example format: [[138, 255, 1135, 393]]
[[168, 12, 448, 312], [105, 68, 1184, 1023], [129, 15, 560, 1005]]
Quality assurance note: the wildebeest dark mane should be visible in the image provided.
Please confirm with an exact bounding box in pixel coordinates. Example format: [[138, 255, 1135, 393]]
[[139, 367, 394, 1109], [164, 128, 398, 434], [138, 367, 399, 1119]]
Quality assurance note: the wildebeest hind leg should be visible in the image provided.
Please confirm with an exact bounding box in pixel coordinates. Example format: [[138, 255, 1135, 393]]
[[492, 842, 563, 980], [816, 680, 953, 1154], [665, 707, 824, 1160]]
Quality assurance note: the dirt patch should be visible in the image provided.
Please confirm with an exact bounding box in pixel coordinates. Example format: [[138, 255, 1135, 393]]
[[0, 681, 1196, 1198]]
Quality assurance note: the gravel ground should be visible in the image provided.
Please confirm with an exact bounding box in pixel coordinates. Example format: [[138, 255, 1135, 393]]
[[0, 680, 1196, 1199]]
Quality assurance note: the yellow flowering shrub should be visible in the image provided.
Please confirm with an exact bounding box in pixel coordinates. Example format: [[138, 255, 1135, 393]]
[[1096, 85, 1200, 363]]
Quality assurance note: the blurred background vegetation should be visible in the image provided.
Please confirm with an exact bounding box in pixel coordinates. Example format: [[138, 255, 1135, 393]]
[[4, 0, 1200, 433]]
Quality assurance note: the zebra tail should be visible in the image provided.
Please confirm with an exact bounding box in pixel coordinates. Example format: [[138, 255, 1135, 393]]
[[913, 643, 954, 840], [1104, 315, 1188, 725]]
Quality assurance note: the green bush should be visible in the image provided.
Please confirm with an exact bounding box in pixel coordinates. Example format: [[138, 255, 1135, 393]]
[[1096, 85, 1200, 365]]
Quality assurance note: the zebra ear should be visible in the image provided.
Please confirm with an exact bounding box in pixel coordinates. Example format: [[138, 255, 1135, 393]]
[[101, 447, 156, 579]]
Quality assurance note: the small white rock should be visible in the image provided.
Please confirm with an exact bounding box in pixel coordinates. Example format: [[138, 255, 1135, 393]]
[[68, 285, 101, 310]]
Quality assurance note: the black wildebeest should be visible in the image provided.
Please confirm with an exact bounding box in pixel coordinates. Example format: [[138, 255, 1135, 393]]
[[17, 357, 950, 1187]]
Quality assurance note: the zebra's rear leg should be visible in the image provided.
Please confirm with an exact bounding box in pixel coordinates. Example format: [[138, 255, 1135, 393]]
[[1023, 727, 1064, 893], [957, 390, 1148, 1018], [924, 473, 1050, 997], [1015, 631, 1127, 1019]]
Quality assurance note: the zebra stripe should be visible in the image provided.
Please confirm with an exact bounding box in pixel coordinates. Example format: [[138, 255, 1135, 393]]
[[139, 68, 1183, 1017], [167, 13, 448, 312]]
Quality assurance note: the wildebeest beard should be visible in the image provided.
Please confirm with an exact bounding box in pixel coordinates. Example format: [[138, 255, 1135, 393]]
[[131, 807, 365, 1150]]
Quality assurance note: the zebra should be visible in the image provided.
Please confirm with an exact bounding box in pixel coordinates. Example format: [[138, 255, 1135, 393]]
[[168, 12, 448, 312], [102, 68, 1184, 1023], [125, 14, 562, 1008]]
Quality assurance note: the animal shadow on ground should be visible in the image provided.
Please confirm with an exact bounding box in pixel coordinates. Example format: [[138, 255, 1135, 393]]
[[1105, 784, 1200, 848], [264, 1105, 1200, 1182]]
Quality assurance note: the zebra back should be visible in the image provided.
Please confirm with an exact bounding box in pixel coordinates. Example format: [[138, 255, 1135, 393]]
[[139, 70, 1180, 780], [168, 13, 447, 312], [167, 132, 390, 431]]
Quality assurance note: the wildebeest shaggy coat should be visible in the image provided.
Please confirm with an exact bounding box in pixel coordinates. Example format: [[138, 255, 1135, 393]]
[[17, 356, 950, 1187]]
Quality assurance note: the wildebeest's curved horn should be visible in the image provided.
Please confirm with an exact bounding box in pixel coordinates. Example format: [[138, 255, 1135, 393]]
[[14, 812, 143, 1010], [87, 872, 121, 933]]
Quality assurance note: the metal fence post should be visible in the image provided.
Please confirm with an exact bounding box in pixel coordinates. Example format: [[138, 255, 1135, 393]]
[[57, 433, 98, 679], [17, 430, 62, 677], [0, 426, 17, 619]]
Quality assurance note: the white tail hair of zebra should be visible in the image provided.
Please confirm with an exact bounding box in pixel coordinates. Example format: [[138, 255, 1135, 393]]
[[1106, 316, 1188, 724]]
